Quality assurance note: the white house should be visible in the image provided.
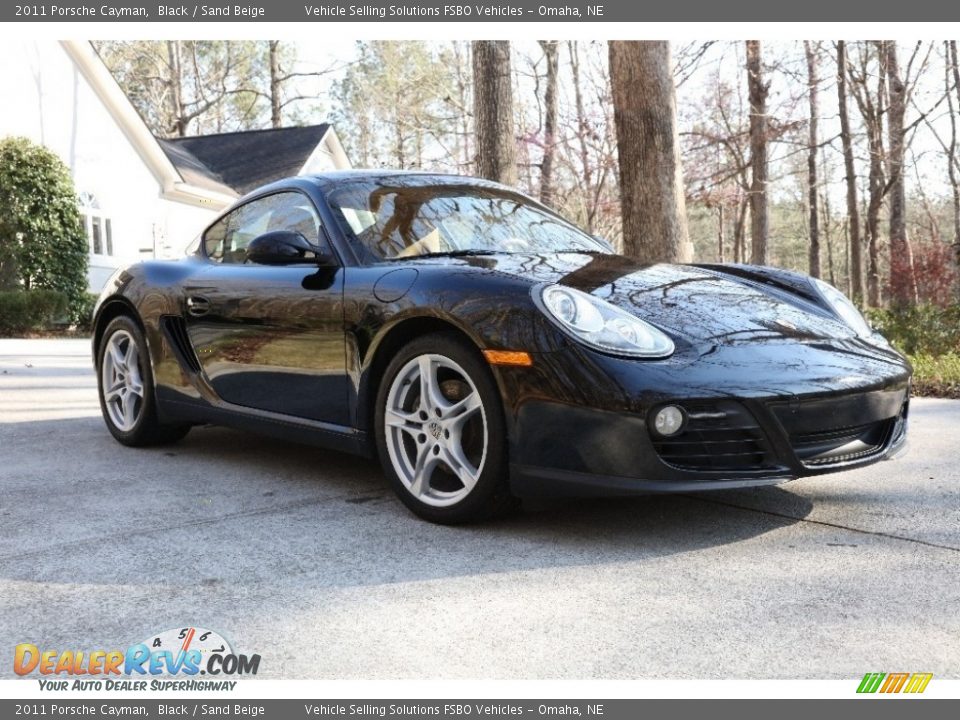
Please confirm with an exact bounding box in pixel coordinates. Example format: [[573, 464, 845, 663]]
[[0, 40, 352, 291]]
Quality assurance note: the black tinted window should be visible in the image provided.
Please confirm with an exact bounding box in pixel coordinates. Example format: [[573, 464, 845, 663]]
[[204, 192, 324, 264]]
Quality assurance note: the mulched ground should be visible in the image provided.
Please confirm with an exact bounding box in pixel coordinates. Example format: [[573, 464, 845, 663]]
[[14, 329, 91, 339], [913, 380, 960, 400]]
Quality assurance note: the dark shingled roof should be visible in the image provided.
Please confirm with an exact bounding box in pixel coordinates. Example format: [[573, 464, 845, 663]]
[[158, 124, 332, 196]]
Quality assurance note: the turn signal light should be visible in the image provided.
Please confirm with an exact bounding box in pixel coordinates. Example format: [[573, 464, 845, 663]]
[[483, 350, 534, 367]]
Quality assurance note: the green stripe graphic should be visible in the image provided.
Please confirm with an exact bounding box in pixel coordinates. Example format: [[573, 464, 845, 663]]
[[857, 673, 886, 693]]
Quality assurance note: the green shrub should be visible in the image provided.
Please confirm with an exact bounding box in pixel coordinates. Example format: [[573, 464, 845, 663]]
[[909, 353, 960, 399], [863, 304, 960, 398], [0, 137, 89, 320], [865, 304, 960, 356], [0, 289, 68, 336], [73, 293, 99, 333]]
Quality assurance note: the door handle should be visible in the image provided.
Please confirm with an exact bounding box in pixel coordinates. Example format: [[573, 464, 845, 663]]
[[186, 296, 211, 317]]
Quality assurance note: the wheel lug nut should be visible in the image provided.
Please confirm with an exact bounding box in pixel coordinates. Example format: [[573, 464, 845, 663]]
[[432, 445, 440, 456], [418, 434, 426, 444], [444, 429, 450, 439], [419, 411, 428, 421], [435, 408, 442, 418]]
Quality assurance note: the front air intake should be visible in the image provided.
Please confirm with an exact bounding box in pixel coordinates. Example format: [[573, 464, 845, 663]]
[[651, 400, 776, 472]]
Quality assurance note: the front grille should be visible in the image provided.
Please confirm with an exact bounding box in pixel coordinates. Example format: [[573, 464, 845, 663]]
[[652, 401, 775, 472], [792, 418, 894, 466]]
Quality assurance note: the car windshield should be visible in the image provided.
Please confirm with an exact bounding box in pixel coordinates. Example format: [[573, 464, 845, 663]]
[[325, 180, 603, 262]]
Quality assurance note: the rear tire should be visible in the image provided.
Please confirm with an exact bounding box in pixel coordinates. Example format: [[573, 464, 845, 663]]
[[375, 332, 516, 524], [97, 315, 190, 447]]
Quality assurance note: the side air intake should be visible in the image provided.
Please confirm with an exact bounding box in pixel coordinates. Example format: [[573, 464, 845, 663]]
[[160, 316, 202, 373]]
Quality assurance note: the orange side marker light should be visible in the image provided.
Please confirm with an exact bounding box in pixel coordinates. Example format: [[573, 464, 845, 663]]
[[483, 350, 533, 367]]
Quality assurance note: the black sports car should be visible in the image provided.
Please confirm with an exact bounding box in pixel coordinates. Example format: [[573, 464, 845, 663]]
[[92, 171, 911, 523]]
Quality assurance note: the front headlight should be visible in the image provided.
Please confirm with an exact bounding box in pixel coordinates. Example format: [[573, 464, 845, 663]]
[[812, 278, 872, 337], [539, 284, 675, 358]]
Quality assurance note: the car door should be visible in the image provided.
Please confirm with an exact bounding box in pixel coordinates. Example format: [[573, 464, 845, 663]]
[[183, 190, 349, 426]]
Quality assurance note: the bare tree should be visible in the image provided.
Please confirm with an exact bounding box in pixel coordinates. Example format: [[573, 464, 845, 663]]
[[268, 41, 283, 128], [563, 41, 622, 240], [820, 145, 838, 286], [804, 41, 821, 278], [836, 41, 864, 303], [451, 41, 473, 171], [97, 40, 291, 137], [746, 40, 769, 264], [166, 41, 187, 136], [538, 41, 559, 207], [568, 42, 594, 229], [609, 41, 691, 263], [948, 41, 960, 294], [847, 42, 887, 307], [265, 41, 340, 129], [472, 41, 517, 185], [334, 42, 461, 171], [882, 41, 920, 306]]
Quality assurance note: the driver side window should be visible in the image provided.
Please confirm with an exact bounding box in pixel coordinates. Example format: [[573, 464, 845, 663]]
[[204, 192, 326, 264]]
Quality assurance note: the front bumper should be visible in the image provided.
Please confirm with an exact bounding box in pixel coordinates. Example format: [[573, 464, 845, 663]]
[[501, 339, 911, 498]]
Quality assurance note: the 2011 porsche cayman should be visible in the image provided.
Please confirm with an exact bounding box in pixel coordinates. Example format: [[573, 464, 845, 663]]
[[92, 171, 911, 523]]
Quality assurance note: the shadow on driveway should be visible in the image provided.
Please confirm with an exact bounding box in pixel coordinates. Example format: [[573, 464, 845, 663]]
[[0, 416, 813, 592]]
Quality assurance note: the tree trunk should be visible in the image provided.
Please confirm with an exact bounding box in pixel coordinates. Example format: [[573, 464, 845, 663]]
[[734, 197, 748, 263], [836, 41, 864, 303], [844, 220, 851, 295], [804, 41, 821, 278], [269, 40, 282, 128], [472, 41, 517, 185], [860, 49, 886, 308], [608, 41, 691, 263], [882, 41, 919, 307], [717, 205, 725, 264], [539, 41, 559, 207], [569, 42, 594, 231], [167, 40, 187, 137], [394, 89, 406, 168], [454, 41, 472, 171], [821, 162, 837, 286], [0, 247, 18, 290], [745, 41, 769, 265]]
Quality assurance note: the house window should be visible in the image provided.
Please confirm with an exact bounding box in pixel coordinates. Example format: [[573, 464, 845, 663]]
[[79, 192, 113, 257]]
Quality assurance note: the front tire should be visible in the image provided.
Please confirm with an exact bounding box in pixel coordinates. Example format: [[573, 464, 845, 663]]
[[375, 333, 515, 524], [97, 315, 190, 447]]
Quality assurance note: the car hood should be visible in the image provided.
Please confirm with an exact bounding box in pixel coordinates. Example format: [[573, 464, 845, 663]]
[[452, 252, 856, 344]]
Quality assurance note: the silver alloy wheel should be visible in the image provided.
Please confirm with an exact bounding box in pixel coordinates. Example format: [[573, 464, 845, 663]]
[[384, 353, 488, 507], [101, 329, 145, 432]]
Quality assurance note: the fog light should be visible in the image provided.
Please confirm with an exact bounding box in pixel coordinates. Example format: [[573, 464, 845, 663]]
[[653, 405, 685, 436]]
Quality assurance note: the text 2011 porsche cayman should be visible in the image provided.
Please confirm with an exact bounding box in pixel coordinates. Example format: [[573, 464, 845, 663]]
[[92, 171, 911, 523]]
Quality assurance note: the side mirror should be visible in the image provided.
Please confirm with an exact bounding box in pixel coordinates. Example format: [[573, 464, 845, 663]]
[[245, 230, 331, 266]]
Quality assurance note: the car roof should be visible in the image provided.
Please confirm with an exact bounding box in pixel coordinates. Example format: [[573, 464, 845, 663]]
[[301, 169, 509, 191], [233, 170, 546, 216]]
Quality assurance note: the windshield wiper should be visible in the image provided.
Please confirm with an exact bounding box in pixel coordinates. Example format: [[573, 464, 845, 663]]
[[392, 249, 501, 260]]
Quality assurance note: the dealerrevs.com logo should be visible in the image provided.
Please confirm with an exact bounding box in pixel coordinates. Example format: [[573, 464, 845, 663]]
[[857, 672, 933, 694], [14, 627, 260, 691]]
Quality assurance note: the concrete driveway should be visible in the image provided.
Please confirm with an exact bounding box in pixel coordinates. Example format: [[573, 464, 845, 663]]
[[1, 338, 958, 679]]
